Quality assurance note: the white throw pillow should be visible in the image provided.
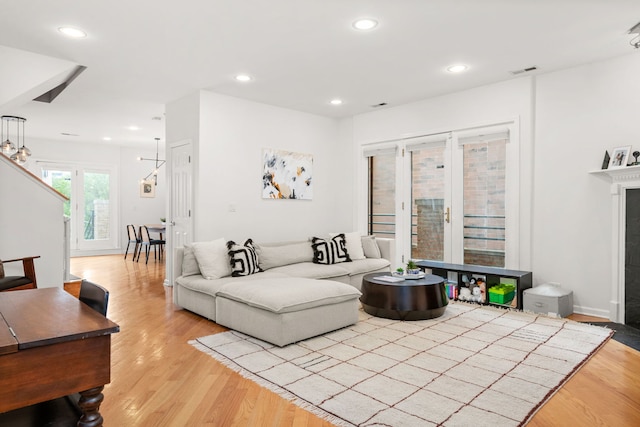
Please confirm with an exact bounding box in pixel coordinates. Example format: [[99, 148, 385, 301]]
[[361, 235, 381, 259], [181, 244, 201, 276], [330, 231, 365, 260], [192, 238, 232, 279]]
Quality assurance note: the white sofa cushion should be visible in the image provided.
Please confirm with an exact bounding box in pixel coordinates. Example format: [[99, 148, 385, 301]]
[[330, 231, 365, 260], [216, 278, 361, 314], [335, 258, 390, 275], [269, 262, 349, 280], [193, 238, 232, 279], [256, 241, 314, 270], [175, 271, 290, 296]]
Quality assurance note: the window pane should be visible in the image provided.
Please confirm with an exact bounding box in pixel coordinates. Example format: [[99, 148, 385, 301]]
[[368, 155, 395, 237], [463, 140, 506, 267], [411, 146, 445, 261], [42, 169, 71, 217], [84, 171, 110, 241]]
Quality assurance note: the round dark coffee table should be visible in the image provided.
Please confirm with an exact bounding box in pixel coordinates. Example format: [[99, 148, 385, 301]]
[[360, 272, 448, 320]]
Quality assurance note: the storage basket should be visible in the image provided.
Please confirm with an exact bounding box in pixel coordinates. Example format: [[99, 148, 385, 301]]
[[488, 284, 515, 304]]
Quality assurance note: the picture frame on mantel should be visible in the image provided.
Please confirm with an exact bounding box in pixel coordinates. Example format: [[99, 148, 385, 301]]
[[601, 151, 610, 169], [608, 146, 631, 169]]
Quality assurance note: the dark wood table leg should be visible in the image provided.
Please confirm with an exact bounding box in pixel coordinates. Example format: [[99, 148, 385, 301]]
[[77, 386, 104, 427]]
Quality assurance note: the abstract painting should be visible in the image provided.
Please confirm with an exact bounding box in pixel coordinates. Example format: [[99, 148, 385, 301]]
[[262, 148, 313, 200]]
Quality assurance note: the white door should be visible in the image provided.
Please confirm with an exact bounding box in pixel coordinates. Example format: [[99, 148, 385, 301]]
[[166, 140, 193, 285]]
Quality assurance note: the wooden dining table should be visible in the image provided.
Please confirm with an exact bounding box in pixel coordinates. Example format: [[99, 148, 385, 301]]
[[0, 287, 120, 427], [145, 223, 166, 240]]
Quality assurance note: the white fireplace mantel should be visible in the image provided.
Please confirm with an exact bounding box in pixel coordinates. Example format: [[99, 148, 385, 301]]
[[590, 165, 640, 323], [590, 164, 640, 182]]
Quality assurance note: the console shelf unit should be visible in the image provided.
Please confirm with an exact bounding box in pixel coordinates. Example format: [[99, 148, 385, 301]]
[[416, 261, 532, 310]]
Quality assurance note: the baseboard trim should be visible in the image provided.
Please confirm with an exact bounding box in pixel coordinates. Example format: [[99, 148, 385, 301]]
[[573, 305, 611, 320]]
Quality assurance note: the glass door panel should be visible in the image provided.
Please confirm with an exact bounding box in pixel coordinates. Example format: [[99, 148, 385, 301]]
[[410, 145, 447, 261], [82, 171, 111, 241], [462, 140, 506, 267], [42, 169, 72, 217], [368, 154, 396, 238]]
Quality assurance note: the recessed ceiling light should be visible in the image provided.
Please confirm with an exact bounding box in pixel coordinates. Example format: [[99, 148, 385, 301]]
[[352, 19, 378, 31], [128, 126, 140, 131], [330, 99, 343, 105], [58, 26, 87, 38], [103, 137, 112, 141], [447, 64, 468, 73], [235, 74, 252, 82]]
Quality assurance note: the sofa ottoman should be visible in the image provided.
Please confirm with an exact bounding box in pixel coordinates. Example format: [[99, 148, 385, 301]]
[[215, 278, 361, 346]]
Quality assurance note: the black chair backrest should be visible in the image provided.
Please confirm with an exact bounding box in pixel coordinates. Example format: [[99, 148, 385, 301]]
[[79, 280, 110, 316], [127, 224, 139, 242], [139, 225, 151, 243]]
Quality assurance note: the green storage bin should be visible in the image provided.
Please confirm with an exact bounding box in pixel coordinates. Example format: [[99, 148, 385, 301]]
[[488, 284, 516, 304]]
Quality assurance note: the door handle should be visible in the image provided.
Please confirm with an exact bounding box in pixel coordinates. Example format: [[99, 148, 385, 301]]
[[445, 207, 450, 223]]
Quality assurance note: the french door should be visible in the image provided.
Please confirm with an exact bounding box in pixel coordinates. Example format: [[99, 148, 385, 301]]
[[40, 162, 117, 252], [366, 122, 518, 269]]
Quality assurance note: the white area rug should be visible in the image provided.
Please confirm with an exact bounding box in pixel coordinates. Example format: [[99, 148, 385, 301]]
[[190, 303, 612, 426]]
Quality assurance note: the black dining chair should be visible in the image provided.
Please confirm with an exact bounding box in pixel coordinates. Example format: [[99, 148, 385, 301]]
[[124, 224, 140, 260], [136, 225, 166, 264], [79, 279, 110, 316]]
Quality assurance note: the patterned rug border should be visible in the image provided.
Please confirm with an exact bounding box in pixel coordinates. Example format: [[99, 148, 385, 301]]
[[190, 303, 613, 426]]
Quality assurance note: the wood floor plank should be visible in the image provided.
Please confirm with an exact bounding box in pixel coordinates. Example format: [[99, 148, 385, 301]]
[[70, 255, 640, 426]]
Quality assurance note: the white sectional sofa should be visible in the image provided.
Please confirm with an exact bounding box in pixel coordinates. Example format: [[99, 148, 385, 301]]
[[172, 235, 394, 346]]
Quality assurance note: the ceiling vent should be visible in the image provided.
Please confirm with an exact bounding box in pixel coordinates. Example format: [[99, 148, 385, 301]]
[[510, 66, 538, 75]]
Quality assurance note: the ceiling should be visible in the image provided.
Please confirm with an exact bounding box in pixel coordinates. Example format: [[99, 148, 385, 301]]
[[0, 0, 639, 148]]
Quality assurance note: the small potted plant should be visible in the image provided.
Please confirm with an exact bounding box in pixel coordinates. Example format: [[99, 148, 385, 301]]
[[406, 260, 421, 275], [392, 267, 404, 277], [160, 217, 166, 225]]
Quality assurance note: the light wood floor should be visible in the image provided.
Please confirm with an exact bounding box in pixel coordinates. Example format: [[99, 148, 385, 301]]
[[70, 255, 640, 426]]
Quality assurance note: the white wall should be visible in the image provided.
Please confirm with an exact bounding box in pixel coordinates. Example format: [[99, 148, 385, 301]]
[[23, 138, 166, 255], [169, 91, 354, 243], [534, 53, 640, 317], [0, 157, 65, 287]]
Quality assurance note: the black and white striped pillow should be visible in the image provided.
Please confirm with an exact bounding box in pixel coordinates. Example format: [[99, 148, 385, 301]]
[[227, 239, 262, 276], [311, 234, 351, 265]]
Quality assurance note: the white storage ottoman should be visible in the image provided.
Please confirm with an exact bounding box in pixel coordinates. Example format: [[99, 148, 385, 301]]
[[524, 284, 573, 317]]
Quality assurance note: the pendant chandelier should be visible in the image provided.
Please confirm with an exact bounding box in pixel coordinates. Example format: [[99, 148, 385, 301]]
[[138, 137, 165, 185], [1, 115, 31, 165]]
